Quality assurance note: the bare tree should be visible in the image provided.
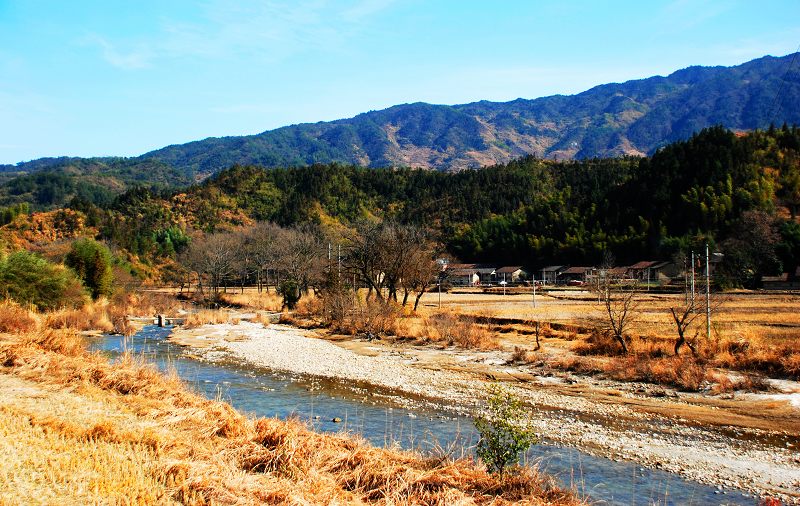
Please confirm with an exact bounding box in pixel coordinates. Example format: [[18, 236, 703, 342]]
[[343, 220, 388, 300], [182, 232, 238, 295], [398, 229, 441, 311], [343, 221, 440, 309], [670, 298, 702, 356], [531, 321, 544, 351], [274, 224, 325, 308], [594, 268, 640, 354], [242, 222, 282, 292], [670, 282, 723, 356]]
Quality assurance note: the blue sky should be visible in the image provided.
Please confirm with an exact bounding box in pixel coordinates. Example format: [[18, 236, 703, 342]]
[[1, 0, 799, 164]]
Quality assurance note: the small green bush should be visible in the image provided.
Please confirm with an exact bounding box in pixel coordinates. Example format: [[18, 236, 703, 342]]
[[277, 279, 301, 310], [65, 238, 114, 299], [0, 251, 86, 310], [474, 384, 539, 474]]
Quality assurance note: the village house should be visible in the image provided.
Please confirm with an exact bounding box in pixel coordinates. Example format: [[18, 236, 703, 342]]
[[473, 265, 498, 285], [559, 266, 594, 284], [626, 261, 682, 284], [496, 266, 525, 284], [539, 265, 566, 285], [626, 261, 660, 282], [446, 268, 480, 286]]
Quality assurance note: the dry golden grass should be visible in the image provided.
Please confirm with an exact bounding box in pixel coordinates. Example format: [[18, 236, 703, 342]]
[[510, 346, 536, 364], [220, 290, 283, 311], [45, 298, 115, 334], [0, 377, 174, 505], [251, 311, 277, 326], [424, 312, 500, 350], [0, 324, 579, 505], [0, 300, 38, 334], [183, 309, 236, 328], [411, 289, 800, 381]]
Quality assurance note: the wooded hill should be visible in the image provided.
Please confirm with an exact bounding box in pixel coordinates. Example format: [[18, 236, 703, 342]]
[[2, 53, 799, 181], [3, 125, 797, 288]]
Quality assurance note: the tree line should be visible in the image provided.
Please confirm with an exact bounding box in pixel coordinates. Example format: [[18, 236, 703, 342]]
[[178, 221, 440, 311], [4, 125, 798, 289]]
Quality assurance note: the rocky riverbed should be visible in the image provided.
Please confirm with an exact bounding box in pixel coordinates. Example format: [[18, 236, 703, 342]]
[[170, 321, 800, 503]]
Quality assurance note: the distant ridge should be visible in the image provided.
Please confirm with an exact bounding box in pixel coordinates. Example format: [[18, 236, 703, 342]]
[[5, 53, 800, 176]]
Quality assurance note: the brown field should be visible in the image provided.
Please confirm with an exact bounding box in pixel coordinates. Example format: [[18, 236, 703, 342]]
[[200, 286, 800, 386], [415, 288, 800, 340], [174, 286, 800, 383], [408, 287, 800, 384]]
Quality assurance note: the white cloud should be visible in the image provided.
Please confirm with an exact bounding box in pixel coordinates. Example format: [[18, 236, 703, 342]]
[[342, 0, 397, 23], [84, 0, 396, 70], [659, 0, 734, 32], [83, 34, 153, 70]]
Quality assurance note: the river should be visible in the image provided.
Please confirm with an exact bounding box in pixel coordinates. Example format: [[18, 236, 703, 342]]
[[89, 325, 756, 505]]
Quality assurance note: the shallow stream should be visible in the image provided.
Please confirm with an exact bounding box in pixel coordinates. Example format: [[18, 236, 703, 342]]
[[89, 325, 756, 505]]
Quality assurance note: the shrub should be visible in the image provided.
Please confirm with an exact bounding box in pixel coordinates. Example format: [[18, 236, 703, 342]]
[[0, 300, 39, 333], [573, 328, 623, 356], [510, 346, 534, 364], [64, 238, 114, 299], [0, 251, 86, 310], [329, 299, 404, 337], [277, 280, 301, 310], [320, 287, 355, 327], [45, 300, 114, 333], [183, 310, 232, 328], [474, 384, 538, 474], [426, 312, 499, 350]]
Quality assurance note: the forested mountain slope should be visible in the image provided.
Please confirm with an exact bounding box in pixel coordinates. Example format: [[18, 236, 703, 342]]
[[140, 53, 800, 172], [3, 53, 798, 181]]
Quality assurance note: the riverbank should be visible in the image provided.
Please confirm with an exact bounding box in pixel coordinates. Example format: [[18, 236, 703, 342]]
[[171, 321, 800, 503], [0, 327, 578, 505]]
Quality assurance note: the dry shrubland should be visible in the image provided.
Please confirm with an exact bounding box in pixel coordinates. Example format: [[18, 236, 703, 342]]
[[0, 288, 189, 339], [0, 300, 38, 334], [183, 309, 236, 328], [219, 290, 283, 311], [0, 322, 578, 505], [424, 312, 500, 350], [562, 323, 799, 391], [510, 346, 536, 364]]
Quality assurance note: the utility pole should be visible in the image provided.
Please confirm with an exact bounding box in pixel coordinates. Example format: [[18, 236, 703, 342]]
[[706, 242, 711, 339], [532, 276, 537, 308], [684, 255, 689, 304], [690, 250, 696, 304]]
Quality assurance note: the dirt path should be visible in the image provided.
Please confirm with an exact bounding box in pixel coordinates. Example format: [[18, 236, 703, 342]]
[[170, 322, 800, 502]]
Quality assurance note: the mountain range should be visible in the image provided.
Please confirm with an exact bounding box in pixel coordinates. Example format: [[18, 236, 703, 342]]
[[3, 53, 799, 178]]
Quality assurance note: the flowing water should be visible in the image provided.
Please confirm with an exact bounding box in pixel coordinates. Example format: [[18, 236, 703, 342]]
[[89, 326, 756, 505]]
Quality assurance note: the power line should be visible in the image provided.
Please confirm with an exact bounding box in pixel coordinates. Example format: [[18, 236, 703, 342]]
[[768, 43, 800, 124]]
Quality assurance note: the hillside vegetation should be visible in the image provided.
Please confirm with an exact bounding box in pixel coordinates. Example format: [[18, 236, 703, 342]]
[[0, 157, 192, 210], [5, 126, 794, 288]]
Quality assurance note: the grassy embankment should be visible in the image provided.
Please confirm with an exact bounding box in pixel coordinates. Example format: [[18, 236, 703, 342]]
[[0, 299, 578, 505]]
